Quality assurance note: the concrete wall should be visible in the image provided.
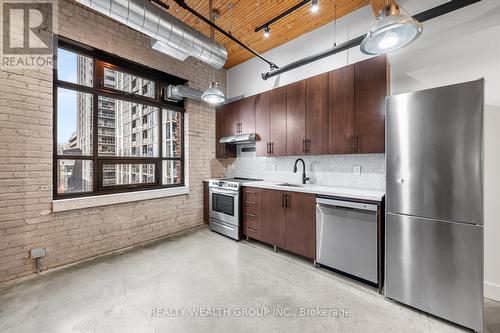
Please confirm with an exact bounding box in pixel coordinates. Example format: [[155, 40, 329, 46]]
[[0, 0, 225, 284], [226, 0, 500, 300]]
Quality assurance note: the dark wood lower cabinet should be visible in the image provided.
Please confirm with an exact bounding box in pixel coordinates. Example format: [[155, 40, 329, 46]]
[[244, 187, 315, 260], [284, 192, 316, 259], [260, 189, 286, 248]]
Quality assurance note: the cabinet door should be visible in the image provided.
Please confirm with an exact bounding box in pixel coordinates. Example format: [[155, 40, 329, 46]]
[[285, 192, 316, 259], [261, 189, 286, 248], [286, 81, 306, 156], [354, 55, 388, 153], [306, 73, 329, 155], [255, 92, 270, 157], [239, 95, 256, 134], [215, 105, 236, 158], [224, 101, 240, 136], [269, 86, 287, 156], [329, 65, 355, 154]]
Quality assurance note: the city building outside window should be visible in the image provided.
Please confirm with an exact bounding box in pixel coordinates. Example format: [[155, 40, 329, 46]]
[[54, 38, 185, 199]]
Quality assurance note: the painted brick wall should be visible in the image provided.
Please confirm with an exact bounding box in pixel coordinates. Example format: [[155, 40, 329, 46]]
[[0, 0, 225, 284]]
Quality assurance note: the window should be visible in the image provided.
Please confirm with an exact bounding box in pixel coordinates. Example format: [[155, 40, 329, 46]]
[[54, 39, 185, 199]]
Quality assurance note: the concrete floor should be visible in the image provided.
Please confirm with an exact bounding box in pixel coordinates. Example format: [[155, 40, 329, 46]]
[[0, 227, 499, 333]]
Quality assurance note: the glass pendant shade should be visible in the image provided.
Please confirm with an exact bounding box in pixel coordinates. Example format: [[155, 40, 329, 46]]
[[361, 4, 423, 55], [202, 82, 226, 105]]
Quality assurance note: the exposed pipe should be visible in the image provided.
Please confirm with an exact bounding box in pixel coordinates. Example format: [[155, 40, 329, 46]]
[[76, 0, 228, 68], [261, 0, 481, 80], [165, 84, 203, 101], [261, 35, 366, 80], [173, 0, 279, 70]]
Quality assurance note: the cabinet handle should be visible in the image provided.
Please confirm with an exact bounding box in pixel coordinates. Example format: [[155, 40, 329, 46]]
[[285, 194, 290, 208], [246, 213, 257, 218], [271, 142, 274, 155], [239, 123, 242, 133], [306, 139, 311, 153], [266, 142, 270, 155], [350, 134, 355, 153], [355, 134, 359, 152], [281, 193, 285, 207], [302, 139, 306, 154], [247, 227, 257, 232]]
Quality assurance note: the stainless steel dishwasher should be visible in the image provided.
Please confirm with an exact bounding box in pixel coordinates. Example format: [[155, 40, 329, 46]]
[[316, 197, 378, 284]]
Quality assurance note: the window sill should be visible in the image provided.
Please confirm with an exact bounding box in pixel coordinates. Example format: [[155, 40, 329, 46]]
[[52, 186, 190, 212]]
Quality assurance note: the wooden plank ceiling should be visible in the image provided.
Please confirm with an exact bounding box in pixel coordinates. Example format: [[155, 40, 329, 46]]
[[162, 0, 370, 68]]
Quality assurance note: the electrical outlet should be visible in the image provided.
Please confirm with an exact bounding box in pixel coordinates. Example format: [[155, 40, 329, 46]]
[[352, 165, 361, 175], [30, 248, 46, 259]]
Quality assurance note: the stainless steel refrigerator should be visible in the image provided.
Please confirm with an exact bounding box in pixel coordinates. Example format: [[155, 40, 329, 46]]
[[385, 79, 484, 332]]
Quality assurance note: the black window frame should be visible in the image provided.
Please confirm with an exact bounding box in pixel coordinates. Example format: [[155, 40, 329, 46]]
[[53, 37, 187, 200]]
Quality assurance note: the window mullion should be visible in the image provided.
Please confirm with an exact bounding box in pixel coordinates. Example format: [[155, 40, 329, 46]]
[[92, 56, 99, 193]]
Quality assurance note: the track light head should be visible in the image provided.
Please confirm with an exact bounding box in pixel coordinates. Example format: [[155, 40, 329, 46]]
[[311, 0, 319, 13], [263, 26, 270, 38]]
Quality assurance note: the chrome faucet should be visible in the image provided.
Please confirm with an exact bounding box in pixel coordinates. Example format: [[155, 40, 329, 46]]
[[293, 158, 310, 184]]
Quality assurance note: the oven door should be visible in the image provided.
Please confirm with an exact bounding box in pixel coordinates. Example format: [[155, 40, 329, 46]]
[[209, 188, 239, 226]]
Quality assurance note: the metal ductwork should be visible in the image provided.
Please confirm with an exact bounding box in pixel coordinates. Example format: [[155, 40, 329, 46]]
[[165, 84, 203, 101], [76, 0, 228, 68]]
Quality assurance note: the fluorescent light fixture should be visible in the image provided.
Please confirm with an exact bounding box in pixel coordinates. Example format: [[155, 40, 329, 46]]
[[263, 26, 270, 38], [311, 0, 319, 13], [360, 3, 423, 55], [202, 82, 226, 105]]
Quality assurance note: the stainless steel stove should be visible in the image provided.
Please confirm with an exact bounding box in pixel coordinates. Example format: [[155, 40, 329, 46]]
[[208, 177, 262, 240]]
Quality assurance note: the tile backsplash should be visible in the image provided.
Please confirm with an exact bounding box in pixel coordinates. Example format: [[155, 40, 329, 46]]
[[224, 145, 386, 190]]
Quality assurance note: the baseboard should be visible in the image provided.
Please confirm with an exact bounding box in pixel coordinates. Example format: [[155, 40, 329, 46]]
[[485, 282, 500, 302]]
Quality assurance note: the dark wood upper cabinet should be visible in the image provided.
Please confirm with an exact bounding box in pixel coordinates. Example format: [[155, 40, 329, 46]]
[[255, 92, 270, 157], [215, 104, 236, 158], [215, 55, 388, 158], [354, 55, 389, 153], [329, 65, 355, 154], [269, 86, 287, 156], [286, 81, 306, 156], [239, 95, 256, 134], [226, 101, 240, 136], [261, 189, 286, 248], [284, 191, 316, 259], [306, 73, 329, 155]]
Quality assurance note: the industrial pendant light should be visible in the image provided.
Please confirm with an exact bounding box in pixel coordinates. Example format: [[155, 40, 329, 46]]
[[202, 1, 226, 105], [360, 0, 423, 55], [202, 82, 225, 105]]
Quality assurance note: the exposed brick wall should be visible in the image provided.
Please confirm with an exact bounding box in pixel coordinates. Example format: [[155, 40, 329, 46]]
[[0, 0, 225, 284]]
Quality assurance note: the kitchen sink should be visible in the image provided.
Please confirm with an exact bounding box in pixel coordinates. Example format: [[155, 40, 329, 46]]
[[275, 183, 305, 188]]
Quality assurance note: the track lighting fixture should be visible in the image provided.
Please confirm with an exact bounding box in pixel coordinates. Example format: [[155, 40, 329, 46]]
[[263, 26, 270, 38], [311, 0, 319, 13]]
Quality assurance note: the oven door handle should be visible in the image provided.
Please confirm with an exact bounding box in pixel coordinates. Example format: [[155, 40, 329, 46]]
[[210, 188, 239, 196]]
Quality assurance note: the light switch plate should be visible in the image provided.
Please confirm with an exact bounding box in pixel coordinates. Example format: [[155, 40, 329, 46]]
[[352, 165, 361, 175]]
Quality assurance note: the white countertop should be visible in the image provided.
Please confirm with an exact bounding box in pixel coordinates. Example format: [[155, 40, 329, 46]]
[[243, 181, 385, 202]]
